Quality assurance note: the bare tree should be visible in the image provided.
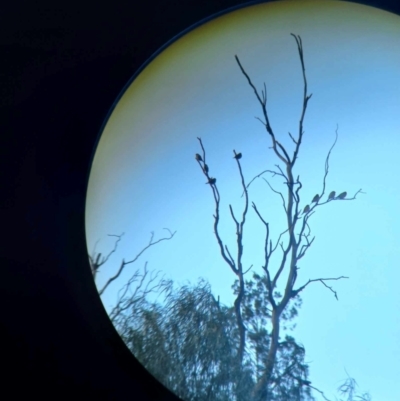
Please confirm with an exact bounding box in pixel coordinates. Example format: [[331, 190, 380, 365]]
[[88, 228, 176, 295], [195, 33, 363, 401]]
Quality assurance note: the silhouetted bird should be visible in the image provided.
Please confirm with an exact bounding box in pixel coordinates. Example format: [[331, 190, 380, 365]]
[[195, 153, 203, 162], [206, 177, 216, 185], [303, 205, 310, 214], [328, 191, 336, 200], [337, 191, 347, 199], [234, 152, 242, 160], [203, 164, 209, 173], [312, 194, 319, 203]]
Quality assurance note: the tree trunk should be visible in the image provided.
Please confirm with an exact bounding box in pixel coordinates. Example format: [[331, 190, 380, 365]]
[[251, 308, 281, 401]]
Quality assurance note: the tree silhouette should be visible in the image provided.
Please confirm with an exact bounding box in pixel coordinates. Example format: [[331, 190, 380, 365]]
[[89, 237, 371, 400], [114, 276, 313, 401], [108, 271, 371, 401], [195, 33, 363, 400]]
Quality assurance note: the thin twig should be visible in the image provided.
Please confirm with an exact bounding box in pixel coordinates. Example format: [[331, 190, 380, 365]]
[[98, 229, 176, 296]]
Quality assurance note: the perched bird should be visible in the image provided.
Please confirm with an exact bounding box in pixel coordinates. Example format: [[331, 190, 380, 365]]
[[195, 153, 203, 162], [312, 194, 320, 203], [303, 204, 310, 214], [337, 191, 347, 199], [206, 177, 216, 185], [234, 152, 242, 160], [203, 164, 209, 173], [328, 191, 336, 200]]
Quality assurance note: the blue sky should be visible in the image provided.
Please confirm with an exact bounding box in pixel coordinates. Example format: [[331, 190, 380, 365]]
[[85, 1, 400, 399]]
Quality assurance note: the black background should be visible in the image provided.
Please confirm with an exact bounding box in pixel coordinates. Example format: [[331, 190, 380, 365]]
[[1, 0, 399, 399]]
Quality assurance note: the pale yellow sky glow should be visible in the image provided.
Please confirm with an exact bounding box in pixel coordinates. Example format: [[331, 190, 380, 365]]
[[86, 1, 400, 399]]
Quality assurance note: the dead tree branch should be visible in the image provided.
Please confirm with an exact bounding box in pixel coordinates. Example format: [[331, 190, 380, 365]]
[[96, 228, 176, 296], [235, 34, 362, 401], [89, 233, 125, 281], [292, 276, 349, 301], [196, 137, 249, 364], [196, 33, 364, 401]]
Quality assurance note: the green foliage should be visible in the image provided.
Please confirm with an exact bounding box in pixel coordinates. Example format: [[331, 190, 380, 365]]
[[232, 272, 312, 400], [114, 276, 313, 401]]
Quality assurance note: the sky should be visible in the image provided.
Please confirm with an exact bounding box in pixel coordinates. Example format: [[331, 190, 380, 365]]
[[85, 0, 400, 399]]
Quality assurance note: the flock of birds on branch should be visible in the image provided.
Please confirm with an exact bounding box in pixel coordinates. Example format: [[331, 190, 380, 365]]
[[195, 152, 347, 213], [302, 190, 346, 215]]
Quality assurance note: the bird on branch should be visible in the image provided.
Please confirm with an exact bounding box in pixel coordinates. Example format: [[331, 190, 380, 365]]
[[303, 204, 310, 214], [337, 191, 347, 199], [203, 164, 209, 173], [195, 153, 203, 162], [206, 177, 216, 185], [312, 194, 319, 203], [328, 191, 336, 200], [234, 152, 242, 160]]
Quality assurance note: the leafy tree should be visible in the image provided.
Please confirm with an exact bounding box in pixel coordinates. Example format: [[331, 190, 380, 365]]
[[113, 276, 312, 401], [90, 239, 371, 401], [108, 271, 371, 401], [233, 273, 312, 400]]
